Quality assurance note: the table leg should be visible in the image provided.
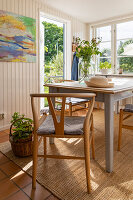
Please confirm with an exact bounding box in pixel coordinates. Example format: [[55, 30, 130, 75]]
[[104, 94, 114, 173]]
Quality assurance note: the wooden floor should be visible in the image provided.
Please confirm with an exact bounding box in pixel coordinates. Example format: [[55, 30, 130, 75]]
[[0, 129, 59, 200]]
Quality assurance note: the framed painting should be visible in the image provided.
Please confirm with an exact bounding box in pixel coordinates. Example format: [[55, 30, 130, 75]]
[[0, 10, 36, 62]]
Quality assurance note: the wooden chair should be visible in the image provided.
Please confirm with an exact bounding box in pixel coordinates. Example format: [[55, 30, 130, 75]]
[[54, 80, 91, 116], [118, 104, 133, 151], [31, 93, 96, 193]]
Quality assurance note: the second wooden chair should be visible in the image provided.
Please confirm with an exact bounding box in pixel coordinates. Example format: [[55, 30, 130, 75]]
[[55, 80, 91, 116], [118, 104, 133, 151]]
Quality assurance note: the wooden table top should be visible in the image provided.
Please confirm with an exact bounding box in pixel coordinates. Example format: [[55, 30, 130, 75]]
[[45, 77, 133, 94]]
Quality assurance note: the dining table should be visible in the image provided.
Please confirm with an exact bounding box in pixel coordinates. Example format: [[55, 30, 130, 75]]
[[45, 77, 133, 173]]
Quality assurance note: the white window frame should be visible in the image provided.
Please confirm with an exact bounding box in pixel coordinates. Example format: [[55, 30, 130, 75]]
[[96, 25, 112, 73], [90, 16, 133, 74], [39, 11, 71, 110]]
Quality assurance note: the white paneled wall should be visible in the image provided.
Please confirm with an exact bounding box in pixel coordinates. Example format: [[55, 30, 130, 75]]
[[0, 0, 88, 130]]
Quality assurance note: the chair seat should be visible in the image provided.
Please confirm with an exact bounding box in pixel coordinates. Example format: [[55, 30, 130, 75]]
[[37, 115, 85, 135], [123, 104, 133, 113], [40, 107, 49, 115]]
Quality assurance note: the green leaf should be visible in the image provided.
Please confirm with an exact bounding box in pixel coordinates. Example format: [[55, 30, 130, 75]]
[[99, 61, 111, 69]]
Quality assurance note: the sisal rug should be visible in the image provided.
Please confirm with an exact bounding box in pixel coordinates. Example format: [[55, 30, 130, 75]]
[[0, 110, 133, 200]]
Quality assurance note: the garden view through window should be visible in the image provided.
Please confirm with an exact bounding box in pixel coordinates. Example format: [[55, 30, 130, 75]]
[[41, 17, 64, 107], [117, 21, 133, 73], [95, 20, 133, 73], [96, 26, 111, 72]]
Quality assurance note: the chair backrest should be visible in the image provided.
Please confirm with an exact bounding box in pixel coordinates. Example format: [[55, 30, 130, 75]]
[[31, 93, 96, 136]]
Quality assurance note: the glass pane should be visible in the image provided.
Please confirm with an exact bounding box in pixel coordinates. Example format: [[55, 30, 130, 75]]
[[117, 40, 133, 56], [100, 57, 111, 63], [117, 21, 133, 40], [117, 57, 133, 72], [99, 42, 111, 57], [90, 27, 93, 41], [96, 58, 111, 72], [97, 26, 111, 42]]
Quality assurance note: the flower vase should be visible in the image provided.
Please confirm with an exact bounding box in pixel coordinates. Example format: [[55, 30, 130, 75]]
[[79, 60, 89, 79]]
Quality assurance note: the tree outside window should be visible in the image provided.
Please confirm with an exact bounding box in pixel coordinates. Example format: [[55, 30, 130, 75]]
[[117, 21, 133, 73]]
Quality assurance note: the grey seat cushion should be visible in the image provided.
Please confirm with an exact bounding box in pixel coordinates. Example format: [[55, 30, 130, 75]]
[[37, 115, 85, 135], [124, 104, 133, 113], [56, 97, 88, 105], [66, 98, 88, 105], [40, 107, 49, 115]]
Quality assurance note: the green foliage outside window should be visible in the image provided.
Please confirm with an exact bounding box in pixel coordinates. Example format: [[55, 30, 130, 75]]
[[100, 39, 133, 72], [44, 51, 63, 77], [42, 21, 63, 64], [117, 39, 133, 72], [42, 21, 64, 107]]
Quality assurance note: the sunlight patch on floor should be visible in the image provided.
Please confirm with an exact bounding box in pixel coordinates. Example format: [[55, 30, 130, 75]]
[[22, 161, 33, 171], [59, 138, 80, 144], [90, 169, 95, 179], [91, 179, 99, 189], [10, 170, 24, 180]]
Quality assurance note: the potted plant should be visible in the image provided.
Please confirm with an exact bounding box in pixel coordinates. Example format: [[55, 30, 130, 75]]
[[99, 61, 111, 74], [118, 67, 123, 74], [9, 112, 33, 157], [76, 37, 102, 79], [118, 63, 129, 74]]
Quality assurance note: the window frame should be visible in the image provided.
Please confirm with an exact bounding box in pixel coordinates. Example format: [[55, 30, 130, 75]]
[[96, 25, 112, 73], [90, 17, 133, 74]]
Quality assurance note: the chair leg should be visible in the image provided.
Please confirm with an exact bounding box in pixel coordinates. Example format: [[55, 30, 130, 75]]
[[84, 134, 91, 193], [86, 102, 90, 108], [43, 137, 47, 158], [91, 117, 95, 159], [91, 135, 95, 160], [32, 133, 38, 189], [118, 109, 123, 151], [69, 103, 72, 116]]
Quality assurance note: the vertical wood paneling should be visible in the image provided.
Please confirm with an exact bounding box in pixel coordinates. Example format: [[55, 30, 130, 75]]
[[19, 63, 23, 113], [14, 0, 19, 114], [2, 0, 8, 127], [28, 0, 33, 118], [0, 63, 4, 128], [6, 63, 11, 125], [0, 0, 3, 129], [25, 0, 30, 117], [30, 0, 33, 113], [35, 0, 40, 116], [0, 0, 87, 130], [0, 0, 4, 128], [11, 0, 16, 119]]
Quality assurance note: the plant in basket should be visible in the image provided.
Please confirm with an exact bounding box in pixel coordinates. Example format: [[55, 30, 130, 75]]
[[9, 112, 33, 157]]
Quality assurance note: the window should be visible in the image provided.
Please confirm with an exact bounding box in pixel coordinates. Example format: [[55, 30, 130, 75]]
[[117, 21, 133, 73], [96, 26, 111, 72], [93, 19, 133, 74], [40, 12, 67, 109]]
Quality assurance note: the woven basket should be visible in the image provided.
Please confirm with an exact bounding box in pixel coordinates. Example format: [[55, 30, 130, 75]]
[[9, 118, 33, 157]]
